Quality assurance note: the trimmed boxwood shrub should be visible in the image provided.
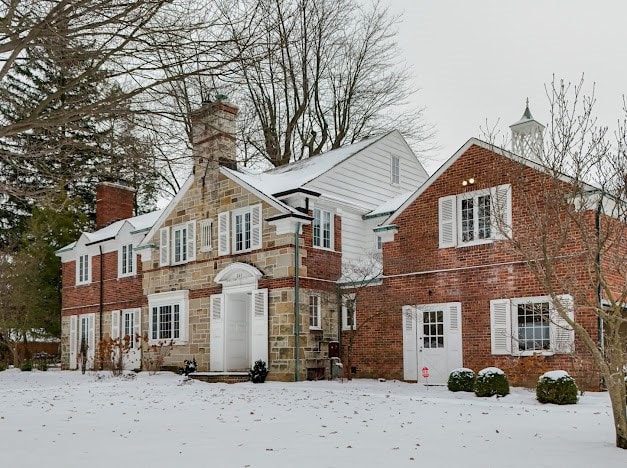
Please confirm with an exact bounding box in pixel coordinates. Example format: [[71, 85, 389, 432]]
[[0, 362, 6, 371], [20, 360, 33, 372], [448, 368, 476, 392], [474, 367, 510, 397], [536, 370, 578, 404]]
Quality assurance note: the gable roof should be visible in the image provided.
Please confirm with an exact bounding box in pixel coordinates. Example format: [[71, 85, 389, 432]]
[[382, 137, 601, 226]]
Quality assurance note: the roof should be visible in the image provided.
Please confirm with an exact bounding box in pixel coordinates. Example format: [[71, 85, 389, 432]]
[[57, 209, 163, 253], [364, 191, 414, 219], [225, 134, 387, 198]]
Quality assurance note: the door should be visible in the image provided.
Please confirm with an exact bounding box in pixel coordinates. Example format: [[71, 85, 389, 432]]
[[122, 309, 141, 370], [226, 293, 250, 371], [78, 313, 95, 370], [402, 303, 462, 384]]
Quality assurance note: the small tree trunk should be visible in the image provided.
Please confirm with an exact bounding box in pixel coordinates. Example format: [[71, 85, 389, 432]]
[[606, 373, 627, 449]]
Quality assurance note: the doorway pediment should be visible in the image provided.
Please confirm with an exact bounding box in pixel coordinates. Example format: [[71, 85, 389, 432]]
[[215, 262, 263, 290]]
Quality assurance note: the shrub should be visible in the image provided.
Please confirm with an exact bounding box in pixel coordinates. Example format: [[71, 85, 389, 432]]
[[20, 360, 33, 372], [474, 367, 509, 397], [180, 358, 197, 376], [447, 368, 475, 392], [0, 362, 6, 371], [249, 360, 269, 383], [536, 370, 578, 405]]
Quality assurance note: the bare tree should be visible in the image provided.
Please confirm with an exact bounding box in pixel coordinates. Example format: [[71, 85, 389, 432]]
[[494, 78, 627, 449], [222, 0, 431, 168]]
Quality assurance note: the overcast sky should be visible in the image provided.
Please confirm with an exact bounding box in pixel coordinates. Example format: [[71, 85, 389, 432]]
[[391, 0, 627, 172]]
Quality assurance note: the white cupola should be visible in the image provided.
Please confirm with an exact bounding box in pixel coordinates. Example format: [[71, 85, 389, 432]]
[[510, 99, 544, 159]]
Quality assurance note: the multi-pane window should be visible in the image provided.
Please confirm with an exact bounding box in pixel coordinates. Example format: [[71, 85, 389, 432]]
[[151, 304, 181, 340], [173, 225, 188, 264], [422, 310, 444, 348], [313, 208, 332, 249], [234, 211, 252, 252], [77, 254, 90, 284], [375, 235, 383, 251], [391, 155, 400, 184], [516, 301, 550, 352], [460, 192, 491, 243], [120, 243, 134, 276], [123, 311, 135, 349], [309, 295, 321, 329], [342, 297, 356, 330]]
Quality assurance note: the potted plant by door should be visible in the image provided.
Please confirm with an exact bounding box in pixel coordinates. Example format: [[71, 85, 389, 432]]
[[249, 360, 269, 383]]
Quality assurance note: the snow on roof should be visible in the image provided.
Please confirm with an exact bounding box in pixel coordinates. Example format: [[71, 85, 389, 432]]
[[226, 135, 386, 197], [58, 210, 163, 252], [366, 191, 414, 218]]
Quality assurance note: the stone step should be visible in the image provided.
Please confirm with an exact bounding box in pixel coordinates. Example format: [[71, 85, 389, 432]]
[[189, 372, 250, 384]]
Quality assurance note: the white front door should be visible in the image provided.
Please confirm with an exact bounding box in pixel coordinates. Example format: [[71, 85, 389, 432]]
[[226, 293, 250, 371], [121, 309, 141, 370], [403, 303, 462, 384]]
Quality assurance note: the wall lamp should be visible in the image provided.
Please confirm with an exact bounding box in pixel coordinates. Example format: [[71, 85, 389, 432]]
[[462, 178, 475, 186]]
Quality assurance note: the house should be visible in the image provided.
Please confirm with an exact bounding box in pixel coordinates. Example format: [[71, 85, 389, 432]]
[[56, 183, 162, 370], [57, 99, 428, 379], [349, 105, 624, 389]]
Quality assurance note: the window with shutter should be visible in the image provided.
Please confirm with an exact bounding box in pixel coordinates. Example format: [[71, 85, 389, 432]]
[[200, 219, 212, 252], [159, 227, 169, 266], [147, 291, 189, 345], [231, 204, 263, 254], [490, 299, 512, 355], [217, 212, 230, 256], [438, 195, 457, 248], [187, 221, 196, 261]]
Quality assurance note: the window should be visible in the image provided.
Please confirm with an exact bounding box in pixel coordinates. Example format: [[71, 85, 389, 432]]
[[342, 296, 356, 331], [516, 300, 550, 352], [375, 235, 383, 251], [229, 205, 262, 254], [309, 295, 321, 329], [438, 184, 512, 248], [171, 222, 196, 265], [119, 243, 134, 277], [391, 155, 400, 184], [460, 190, 491, 242], [490, 295, 574, 356], [422, 310, 444, 348], [148, 290, 189, 344], [200, 219, 212, 252], [313, 208, 333, 249], [76, 254, 90, 285]]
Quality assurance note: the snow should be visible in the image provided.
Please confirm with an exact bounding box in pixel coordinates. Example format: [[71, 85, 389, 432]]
[[478, 366, 505, 376], [1, 370, 624, 467], [450, 367, 475, 376], [367, 191, 414, 218], [541, 370, 572, 381], [224, 135, 385, 196]]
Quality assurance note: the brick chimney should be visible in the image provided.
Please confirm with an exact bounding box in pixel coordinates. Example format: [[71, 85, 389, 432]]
[[191, 99, 239, 177], [95, 182, 135, 230]]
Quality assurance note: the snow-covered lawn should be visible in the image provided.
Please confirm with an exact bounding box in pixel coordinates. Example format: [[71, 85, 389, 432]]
[[0, 369, 624, 467]]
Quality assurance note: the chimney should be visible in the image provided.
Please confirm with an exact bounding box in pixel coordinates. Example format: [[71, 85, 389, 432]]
[[191, 98, 239, 177], [95, 181, 135, 230]]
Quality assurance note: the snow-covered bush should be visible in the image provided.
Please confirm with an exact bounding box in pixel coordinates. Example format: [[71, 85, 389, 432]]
[[536, 370, 578, 405], [447, 368, 475, 392], [474, 367, 509, 397]]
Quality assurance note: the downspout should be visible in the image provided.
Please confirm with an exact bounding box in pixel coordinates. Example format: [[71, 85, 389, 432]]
[[294, 222, 301, 382], [99, 245, 104, 370]]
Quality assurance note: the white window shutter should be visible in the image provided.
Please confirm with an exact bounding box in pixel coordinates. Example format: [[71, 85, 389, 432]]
[[491, 184, 512, 239], [446, 302, 463, 368], [251, 288, 269, 365], [218, 212, 230, 256], [402, 306, 418, 381], [550, 295, 575, 354], [210, 294, 225, 371], [111, 310, 120, 340], [251, 204, 262, 250], [187, 221, 196, 261], [438, 195, 457, 248], [69, 315, 78, 369], [490, 299, 512, 355], [132, 308, 141, 344], [87, 314, 96, 365], [159, 227, 170, 266]]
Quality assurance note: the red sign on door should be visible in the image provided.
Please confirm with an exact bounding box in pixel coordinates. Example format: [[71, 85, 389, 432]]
[[421, 367, 429, 378]]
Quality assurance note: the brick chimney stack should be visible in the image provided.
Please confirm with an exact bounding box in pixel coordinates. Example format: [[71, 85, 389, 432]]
[[191, 99, 239, 177], [95, 182, 135, 230]]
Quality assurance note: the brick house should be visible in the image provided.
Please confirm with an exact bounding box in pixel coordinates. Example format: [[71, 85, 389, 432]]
[[57, 100, 428, 379], [348, 106, 625, 389]]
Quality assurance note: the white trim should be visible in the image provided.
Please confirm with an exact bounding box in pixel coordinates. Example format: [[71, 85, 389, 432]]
[[118, 243, 135, 278], [214, 262, 262, 291], [312, 206, 334, 251], [147, 290, 189, 345], [231, 204, 262, 254], [309, 294, 321, 330], [342, 295, 356, 331], [171, 222, 192, 265], [76, 253, 91, 285]]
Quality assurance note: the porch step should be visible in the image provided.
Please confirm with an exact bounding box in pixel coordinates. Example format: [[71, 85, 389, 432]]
[[189, 372, 250, 384]]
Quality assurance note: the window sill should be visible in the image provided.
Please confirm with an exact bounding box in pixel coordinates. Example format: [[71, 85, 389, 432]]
[[118, 273, 136, 279], [309, 327, 322, 332], [313, 245, 335, 252], [75, 282, 91, 287], [148, 339, 187, 346], [456, 238, 494, 248], [514, 350, 554, 357]]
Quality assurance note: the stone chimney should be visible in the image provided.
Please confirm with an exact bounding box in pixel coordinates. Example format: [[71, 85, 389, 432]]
[[95, 181, 135, 230], [191, 99, 239, 177]]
